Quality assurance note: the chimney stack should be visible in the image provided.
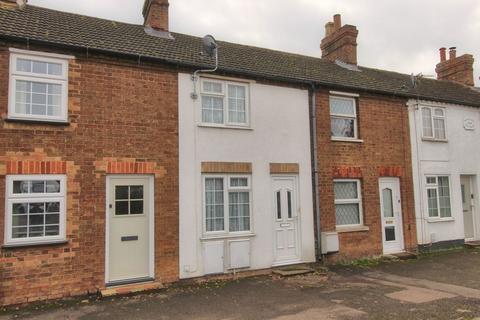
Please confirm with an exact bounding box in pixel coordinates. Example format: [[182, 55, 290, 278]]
[[320, 14, 359, 65], [0, 0, 27, 9], [436, 47, 474, 87], [143, 0, 169, 32]]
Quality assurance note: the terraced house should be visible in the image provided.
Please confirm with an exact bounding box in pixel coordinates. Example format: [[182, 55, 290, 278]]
[[0, 0, 479, 306]]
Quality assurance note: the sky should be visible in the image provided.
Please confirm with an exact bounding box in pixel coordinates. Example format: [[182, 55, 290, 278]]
[[28, 0, 480, 86]]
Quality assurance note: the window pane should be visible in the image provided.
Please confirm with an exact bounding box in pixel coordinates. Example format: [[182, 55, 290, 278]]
[[12, 203, 28, 214], [287, 191, 293, 219], [29, 214, 45, 226], [32, 61, 48, 74], [203, 81, 223, 94], [13, 181, 30, 194], [331, 117, 355, 138], [385, 226, 396, 241], [47, 62, 63, 76], [335, 204, 360, 225], [12, 227, 28, 239], [205, 178, 224, 232], [45, 225, 60, 236], [382, 188, 394, 218], [334, 182, 358, 200], [202, 96, 224, 124], [130, 200, 144, 215], [12, 215, 27, 227], [422, 108, 433, 137], [434, 109, 444, 117], [29, 203, 45, 214], [115, 186, 129, 200], [427, 188, 439, 217], [16, 58, 32, 72], [115, 201, 129, 215], [46, 180, 61, 193], [45, 213, 60, 225], [229, 191, 250, 232], [426, 177, 437, 185], [31, 181, 45, 193], [29, 226, 44, 238], [438, 177, 451, 217], [228, 85, 246, 124], [230, 178, 248, 187], [434, 118, 446, 140], [330, 97, 355, 116], [276, 191, 282, 220], [130, 186, 144, 199]]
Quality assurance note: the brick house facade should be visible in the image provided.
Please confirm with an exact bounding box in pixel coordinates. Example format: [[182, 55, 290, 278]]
[[315, 89, 417, 259], [0, 42, 179, 305]]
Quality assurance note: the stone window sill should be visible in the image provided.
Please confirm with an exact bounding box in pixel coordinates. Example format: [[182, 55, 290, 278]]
[[200, 233, 256, 241], [331, 137, 364, 143], [421, 137, 448, 143], [427, 218, 455, 223], [2, 239, 68, 249], [336, 225, 370, 233], [5, 118, 70, 126]]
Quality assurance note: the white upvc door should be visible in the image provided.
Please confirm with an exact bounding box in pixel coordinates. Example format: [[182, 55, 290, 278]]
[[272, 176, 301, 266], [106, 176, 154, 285], [461, 176, 476, 241], [379, 178, 405, 254]]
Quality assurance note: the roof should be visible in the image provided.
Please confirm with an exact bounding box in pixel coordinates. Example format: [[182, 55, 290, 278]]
[[1, 5, 479, 107]]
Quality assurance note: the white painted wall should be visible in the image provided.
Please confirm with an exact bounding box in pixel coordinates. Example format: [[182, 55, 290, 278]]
[[179, 73, 316, 278], [409, 99, 480, 245]]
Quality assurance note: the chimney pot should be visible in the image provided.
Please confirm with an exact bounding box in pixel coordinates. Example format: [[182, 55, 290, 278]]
[[449, 47, 457, 60], [143, 0, 169, 32], [439, 47, 446, 62], [325, 22, 335, 37], [333, 14, 342, 30]]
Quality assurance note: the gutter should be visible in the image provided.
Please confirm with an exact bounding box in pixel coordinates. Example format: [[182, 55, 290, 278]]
[[309, 83, 322, 260], [1, 34, 479, 108]]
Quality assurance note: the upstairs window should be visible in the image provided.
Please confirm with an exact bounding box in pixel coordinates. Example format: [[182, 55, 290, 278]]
[[421, 107, 446, 140], [201, 79, 249, 127], [5, 175, 67, 246], [426, 176, 451, 218], [8, 49, 70, 122], [330, 96, 358, 139]]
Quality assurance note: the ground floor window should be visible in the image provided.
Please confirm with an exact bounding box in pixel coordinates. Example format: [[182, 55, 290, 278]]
[[334, 179, 363, 226], [204, 175, 251, 234], [5, 175, 66, 245], [426, 175, 451, 218]]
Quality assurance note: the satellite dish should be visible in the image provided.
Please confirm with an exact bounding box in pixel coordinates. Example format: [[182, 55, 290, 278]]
[[202, 35, 218, 57]]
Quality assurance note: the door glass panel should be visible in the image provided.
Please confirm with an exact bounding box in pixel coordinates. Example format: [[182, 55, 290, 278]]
[[114, 185, 145, 216], [115, 201, 129, 215], [287, 191, 292, 219], [276, 191, 281, 220], [461, 185, 466, 204], [115, 186, 129, 200], [130, 186, 143, 199], [385, 226, 396, 241], [382, 188, 394, 218], [130, 200, 144, 215]]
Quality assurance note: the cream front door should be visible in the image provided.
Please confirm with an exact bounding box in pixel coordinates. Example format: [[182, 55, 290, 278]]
[[272, 176, 300, 266], [461, 176, 475, 241], [379, 178, 404, 254], [107, 176, 153, 285]]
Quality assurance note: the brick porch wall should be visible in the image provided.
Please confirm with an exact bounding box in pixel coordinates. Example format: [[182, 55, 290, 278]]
[[315, 89, 417, 261], [0, 42, 179, 306]]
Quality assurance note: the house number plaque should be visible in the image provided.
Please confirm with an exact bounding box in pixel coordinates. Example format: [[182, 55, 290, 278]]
[[464, 118, 475, 131]]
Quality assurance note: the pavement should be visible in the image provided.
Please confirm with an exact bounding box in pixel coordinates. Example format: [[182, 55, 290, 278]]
[[2, 249, 480, 320]]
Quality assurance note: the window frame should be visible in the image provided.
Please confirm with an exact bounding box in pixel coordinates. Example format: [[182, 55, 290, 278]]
[[200, 78, 250, 128], [425, 175, 452, 219], [329, 95, 359, 140], [421, 106, 447, 141], [333, 179, 364, 227], [202, 174, 252, 236], [4, 174, 67, 246], [8, 49, 70, 123]]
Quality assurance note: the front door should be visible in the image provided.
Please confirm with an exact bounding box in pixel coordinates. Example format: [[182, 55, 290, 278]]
[[461, 176, 475, 241], [272, 176, 300, 266], [107, 176, 153, 285], [379, 178, 404, 254]]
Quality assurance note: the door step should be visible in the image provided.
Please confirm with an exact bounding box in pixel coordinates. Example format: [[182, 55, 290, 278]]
[[465, 241, 480, 249], [389, 252, 418, 260], [272, 265, 315, 277], [101, 281, 163, 297]]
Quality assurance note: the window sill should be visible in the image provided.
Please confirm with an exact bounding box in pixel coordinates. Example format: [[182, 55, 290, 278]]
[[197, 124, 253, 131], [331, 137, 364, 143], [200, 233, 256, 241], [2, 239, 68, 249], [5, 118, 70, 126], [421, 138, 448, 143], [336, 225, 370, 233], [427, 218, 455, 223]]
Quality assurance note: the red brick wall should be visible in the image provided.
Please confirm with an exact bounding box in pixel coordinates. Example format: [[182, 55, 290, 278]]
[[0, 42, 179, 306], [315, 89, 417, 261]]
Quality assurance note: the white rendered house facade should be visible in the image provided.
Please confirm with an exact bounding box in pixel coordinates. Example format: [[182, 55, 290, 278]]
[[408, 99, 480, 246], [178, 73, 316, 278]]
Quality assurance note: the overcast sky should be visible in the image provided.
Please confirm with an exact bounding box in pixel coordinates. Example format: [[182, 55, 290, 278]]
[[29, 0, 479, 86]]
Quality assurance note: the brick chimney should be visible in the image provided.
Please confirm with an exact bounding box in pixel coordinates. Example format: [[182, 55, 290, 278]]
[[143, 0, 169, 32], [0, 0, 27, 9], [435, 47, 475, 86], [321, 14, 359, 65]]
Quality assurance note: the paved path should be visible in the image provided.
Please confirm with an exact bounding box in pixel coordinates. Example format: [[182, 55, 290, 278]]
[[2, 249, 480, 319]]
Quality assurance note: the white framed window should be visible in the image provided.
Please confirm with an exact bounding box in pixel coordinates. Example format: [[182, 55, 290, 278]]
[[5, 175, 67, 246], [330, 96, 358, 139], [8, 49, 70, 122], [203, 175, 251, 234], [421, 106, 446, 140], [425, 175, 451, 218], [200, 78, 249, 127], [334, 179, 363, 226]]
